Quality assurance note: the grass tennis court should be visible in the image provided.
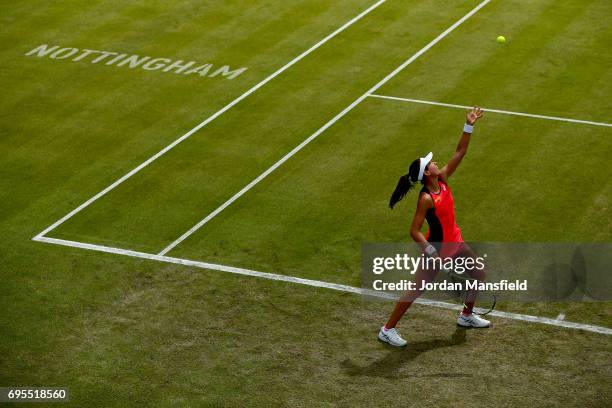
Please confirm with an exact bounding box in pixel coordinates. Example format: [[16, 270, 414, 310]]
[[2, 0, 611, 406]]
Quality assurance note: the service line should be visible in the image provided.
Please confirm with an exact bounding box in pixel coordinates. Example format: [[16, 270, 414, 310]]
[[368, 94, 612, 127]]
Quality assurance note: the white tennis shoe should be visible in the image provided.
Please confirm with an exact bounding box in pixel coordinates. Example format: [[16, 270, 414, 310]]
[[378, 326, 408, 347], [457, 312, 490, 328]]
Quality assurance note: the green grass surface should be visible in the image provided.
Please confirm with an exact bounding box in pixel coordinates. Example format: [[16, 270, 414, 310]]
[[2, 0, 611, 406]]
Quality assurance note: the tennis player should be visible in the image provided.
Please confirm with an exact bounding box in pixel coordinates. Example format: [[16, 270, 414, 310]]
[[378, 107, 489, 347]]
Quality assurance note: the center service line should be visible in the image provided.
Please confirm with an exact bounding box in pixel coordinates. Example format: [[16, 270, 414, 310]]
[[158, 0, 492, 256], [33, 235, 612, 336], [33, 0, 388, 240]]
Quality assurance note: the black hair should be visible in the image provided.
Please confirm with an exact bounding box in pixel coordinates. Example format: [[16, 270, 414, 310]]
[[389, 159, 422, 209]]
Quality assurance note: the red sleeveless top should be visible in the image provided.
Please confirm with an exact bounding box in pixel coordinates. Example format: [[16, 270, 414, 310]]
[[421, 180, 463, 244]]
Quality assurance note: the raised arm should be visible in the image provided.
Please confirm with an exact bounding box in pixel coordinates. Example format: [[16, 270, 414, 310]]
[[440, 107, 484, 180]]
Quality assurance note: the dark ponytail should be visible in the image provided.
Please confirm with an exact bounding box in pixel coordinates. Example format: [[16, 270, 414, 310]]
[[389, 159, 421, 209]]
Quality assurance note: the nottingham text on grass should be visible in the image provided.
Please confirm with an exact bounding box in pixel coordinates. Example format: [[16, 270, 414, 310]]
[[25, 44, 248, 79]]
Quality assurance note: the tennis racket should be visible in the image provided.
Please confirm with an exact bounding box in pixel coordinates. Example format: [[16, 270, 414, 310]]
[[441, 267, 496, 316]]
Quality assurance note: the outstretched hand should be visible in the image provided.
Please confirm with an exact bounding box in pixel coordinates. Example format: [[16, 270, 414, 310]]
[[466, 107, 484, 125]]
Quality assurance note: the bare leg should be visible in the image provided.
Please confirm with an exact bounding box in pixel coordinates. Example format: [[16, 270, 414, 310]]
[[385, 266, 438, 329], [457, 245, 486, 315]]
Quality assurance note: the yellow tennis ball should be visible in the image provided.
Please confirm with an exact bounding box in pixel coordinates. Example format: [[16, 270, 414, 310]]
[[497, 35, 506, 44]]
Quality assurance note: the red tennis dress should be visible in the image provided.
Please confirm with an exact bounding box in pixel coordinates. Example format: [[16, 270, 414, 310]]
[[421, 180, 464, 258]]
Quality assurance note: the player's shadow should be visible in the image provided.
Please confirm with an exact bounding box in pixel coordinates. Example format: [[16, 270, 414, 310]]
[[341, 327, 469, 379]]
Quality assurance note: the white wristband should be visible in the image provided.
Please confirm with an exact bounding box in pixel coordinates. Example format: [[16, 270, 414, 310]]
[[463, 123, 474, 134], [424, 244, 438, 257]]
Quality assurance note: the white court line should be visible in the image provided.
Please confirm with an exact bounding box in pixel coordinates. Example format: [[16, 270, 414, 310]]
[[33, 235, 612, 336], [33, 0, 388, 240], [369, 94, 612, 127], [158, 0, 492, 256]]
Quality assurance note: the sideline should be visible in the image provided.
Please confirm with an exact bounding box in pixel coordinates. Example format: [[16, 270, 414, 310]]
[[34, 0, 389, 240]]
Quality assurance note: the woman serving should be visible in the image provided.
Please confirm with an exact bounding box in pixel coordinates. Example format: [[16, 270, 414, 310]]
[[379, 107, 488, 348]]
